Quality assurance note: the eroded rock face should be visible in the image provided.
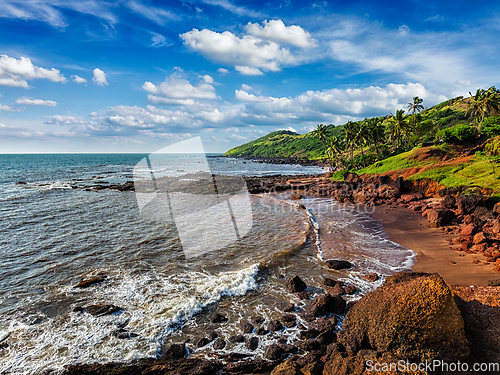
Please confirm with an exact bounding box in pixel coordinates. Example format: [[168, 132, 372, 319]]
[[427, 208, 455, 227], [337, 272, 470, 361]]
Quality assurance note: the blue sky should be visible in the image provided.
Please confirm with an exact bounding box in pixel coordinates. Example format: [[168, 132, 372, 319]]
[[0, 0, 499, 153]]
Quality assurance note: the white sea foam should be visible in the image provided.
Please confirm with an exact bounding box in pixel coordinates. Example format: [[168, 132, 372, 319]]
[[0, 265, 259, 375]]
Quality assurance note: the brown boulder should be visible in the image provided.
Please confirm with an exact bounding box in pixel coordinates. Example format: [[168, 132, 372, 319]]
[[306, 293, 346, 317], [286, 275, 307, 293], [441, 195, 456, 209], [456, 193, 484, 216], [427, 208, 455, 227], [473, 231, 487, 244], [270, 359, 299, 375], [337, 272, 470, 361], [493, 202, 500, 215], [325, 259, 352, 270], [461, 223, 476, 236], [362, 273, 379, 282], [492, 219, 500, 234], [327, 284, 345, 297]]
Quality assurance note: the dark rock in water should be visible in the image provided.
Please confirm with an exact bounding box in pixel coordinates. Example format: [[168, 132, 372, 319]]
[[164, 343, 187, 360], [209, 313, 228, 323], [267, 320, 284, 332], [207, 331, 218, 341], [325, 260, 352, 270], [279, 343, 299, 354], [283, 303, 295, 312], [245, 337, 259, 351], [306, 294, 346, 317], [197, 337, 211, 348], [300, 328, 321, 339], [362, 273, 379, 282], [15, 181, 27, 185], [327, 284, 345, 297], [112, 329, 138, 339], [213, 338, 226, 350], [85, 304, 121, 316], [297, 291, 310, 300], [344, 284, 357, 295], [310, 316, 337, 332], [323, 277, 340, 287], [242, 322, 254, 334], [251, 316, 265, 325], [286, 275, 307, 293], [256, 327, 269, 335], [72, 306, 84, 313], [442, 195, 456, 209], [228, 335, 245, 343], [338, 272, 470, 360], [73, 275, 106, 288], [281, 314, 296, 325], [264, 343, 284, 361]]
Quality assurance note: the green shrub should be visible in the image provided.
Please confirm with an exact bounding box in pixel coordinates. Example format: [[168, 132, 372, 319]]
[[481, 116, 500, 138], [485, 136, 500, 156], [435, 124, 476, 144]]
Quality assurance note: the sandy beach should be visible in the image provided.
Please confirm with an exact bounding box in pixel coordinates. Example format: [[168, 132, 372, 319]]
[[371, 204, 500, 285]]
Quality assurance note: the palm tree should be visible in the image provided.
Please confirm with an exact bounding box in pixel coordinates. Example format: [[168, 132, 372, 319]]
[[467, 87, 500, 131], [354, 122, 370, 167], [343, 121, 358, 167], [386, 110, 411, 149], [326, 136, 343, 170], [312, 124, 328, 148], [364, 117, 385, 155], [408, 96, 424, 114]]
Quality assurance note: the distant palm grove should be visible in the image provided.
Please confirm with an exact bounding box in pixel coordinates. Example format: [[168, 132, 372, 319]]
[[225, 86, 500, 172]]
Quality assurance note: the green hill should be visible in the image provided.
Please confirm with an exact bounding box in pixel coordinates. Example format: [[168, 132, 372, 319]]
[[224, 93, 500, 160]]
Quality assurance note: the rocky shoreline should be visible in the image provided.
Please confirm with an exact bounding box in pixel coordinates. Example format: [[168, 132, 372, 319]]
[[40, 170, 500, 374], [215, 155, 328, 167]]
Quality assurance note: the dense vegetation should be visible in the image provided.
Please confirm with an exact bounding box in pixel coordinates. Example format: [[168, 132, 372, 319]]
[[225, 87, 500, 171]]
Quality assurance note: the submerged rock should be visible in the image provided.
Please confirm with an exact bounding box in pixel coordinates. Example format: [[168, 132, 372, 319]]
[[213, 338, 226, 350], [209, 313, 228, 323], [73, 275, 106, 288], [85, 304, 121, 317]]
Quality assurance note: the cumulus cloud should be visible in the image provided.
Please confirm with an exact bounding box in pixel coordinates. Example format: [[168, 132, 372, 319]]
[[71, 75, 87, 84], [181, 28, 297, 74], [235, 90, 271, 102], [245, 20, 316, 48], [142, 73, 217, 105], [241, 84, 252, 91], [0, 103, 15, 112], [217, 68, 229, 74], [92, 68, 108, 86], [0, 54, 66, 88], [16, 97, 57, 106]]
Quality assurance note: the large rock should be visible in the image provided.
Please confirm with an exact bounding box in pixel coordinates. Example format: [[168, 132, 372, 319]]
[[325, 260, 352, 270], [286, 275, 307, 293], [427, 208, 455, 227], [163, 343, 187, 360], [393, 176, 404, 195], [456, 193, 484, 216], [337, 272, 470, 361], [344, 172, 360, 184], [264, 343, 284, 361], [441, 194, 456, 209], [306, 293, 346, 317]]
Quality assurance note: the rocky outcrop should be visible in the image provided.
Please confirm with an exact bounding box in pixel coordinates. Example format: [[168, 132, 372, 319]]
[[306, 293, 346, 317], [325, 260, 352, 270], [337, 272, 469, 361], [285, 275, 307, 293]]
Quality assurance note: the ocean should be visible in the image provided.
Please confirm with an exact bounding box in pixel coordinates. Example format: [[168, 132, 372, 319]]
[[0, 154, 415, 374]]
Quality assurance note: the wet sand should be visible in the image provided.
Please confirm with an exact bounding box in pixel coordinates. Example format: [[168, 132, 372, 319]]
[[371, 204, 500, 285]]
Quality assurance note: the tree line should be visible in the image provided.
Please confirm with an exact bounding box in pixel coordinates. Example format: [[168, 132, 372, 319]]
[[313, 87, 500, 171]]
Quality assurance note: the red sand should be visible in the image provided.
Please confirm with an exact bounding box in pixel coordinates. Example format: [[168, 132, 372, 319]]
[[371, 204, 500, 285]]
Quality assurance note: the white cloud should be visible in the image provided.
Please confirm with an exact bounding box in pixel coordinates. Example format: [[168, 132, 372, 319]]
[[150, 32, 171, 48], [126, 1, 177, 25], [217, 68, 229, 74], [0, 54, 66, 88], [201, 0, 264, 18], [181, 28, 296, 74], [235, 90, 271, 102], [0, 103, 15, 112], [45, 115, 87, 125], [142, 73, 217, 106], [92, 68, 108, 86], [241, 84, 252, 91], [0, 0, 117, 27], [71, 75, 87, 84], [16, 97, 57, 106], [245, 20, 316, 48]]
